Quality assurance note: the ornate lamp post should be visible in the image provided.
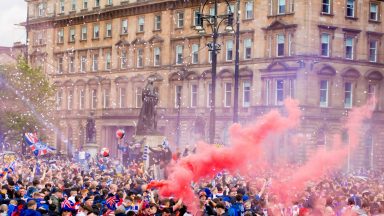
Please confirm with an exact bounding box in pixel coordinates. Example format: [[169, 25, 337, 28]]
[[195, 0, 234, 144]]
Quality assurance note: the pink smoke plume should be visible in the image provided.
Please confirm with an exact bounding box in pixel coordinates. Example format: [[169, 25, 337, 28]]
[[146, 99, 301, 213], [270, 100, 375, 203]]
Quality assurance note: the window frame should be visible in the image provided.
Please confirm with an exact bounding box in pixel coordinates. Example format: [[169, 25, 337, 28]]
[[57, 28, 64, 43], [369, 40, 378, 62], [80, 55, 87, 72], [105, 23, 112, 38], [190, 84, 198, 108], [81, 26, 87, 40], [321, 33, 330, 57], [369, 2, 379, 21], [93, 24, 100, 39], [242, 80, 251, 107], [119, 87, 126, 108], [224, 82, 232, 107], [278, 0, 286, 14], [177, 11, 184, 28], [137, 48, 144, 68], [226, 40, 234, 61], [245, 1, 254, 19], [319, 80, 329, 107], [346, 0, 355, 18], [120, 50, 127, 69], [275, 79, 284, 105], [121, 19, 128, 34], [345, 37, 354, 60], [175, 45, 183, 65], [322, 0, 331, 14], [67, 89, 73, 110], [105, 51, 111, 70], [154, 15, 161, 31], [344, 82, 353, 108], [92, 54, 98, 72], [138, 16, 145, 33], [175, 85, 182, 108], [59, 0, 65, 13], [244, 38, 252, 60], [91, 89, 97, 110], [154, 47, 161, 66], [191, 44, 199, 64], [79, 89, 85, 110], [68, 56, 75, 73], [276, 34, 285, 57]]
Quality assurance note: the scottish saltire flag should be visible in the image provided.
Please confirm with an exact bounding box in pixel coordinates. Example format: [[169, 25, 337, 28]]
[[8, 161, 15, 174], [31, 141, 55, 156]]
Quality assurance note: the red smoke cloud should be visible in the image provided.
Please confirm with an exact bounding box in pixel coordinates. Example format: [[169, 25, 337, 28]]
[[270, 101, 375, 203], [147, 99, 301, 213]]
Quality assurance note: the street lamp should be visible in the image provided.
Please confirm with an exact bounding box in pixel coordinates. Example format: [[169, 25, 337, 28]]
[[195, 0, 234, 144]]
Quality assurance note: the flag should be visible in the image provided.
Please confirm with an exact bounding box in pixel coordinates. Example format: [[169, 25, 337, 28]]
[[8, 161, 15, 174], [106, 195, 118, 210], [61, 198, 75, 211], [24, 133, 38, 146]]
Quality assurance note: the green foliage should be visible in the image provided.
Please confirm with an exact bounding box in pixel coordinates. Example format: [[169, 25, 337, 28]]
[[0, 58, 55, 146]]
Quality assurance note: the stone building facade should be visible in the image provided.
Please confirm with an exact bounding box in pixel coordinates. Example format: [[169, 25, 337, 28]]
[[24, 0, 384, 169]]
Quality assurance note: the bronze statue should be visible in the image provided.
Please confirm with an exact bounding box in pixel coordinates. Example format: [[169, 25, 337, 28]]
[[136, 81, 159, 135], [86, 113, 96, 142]]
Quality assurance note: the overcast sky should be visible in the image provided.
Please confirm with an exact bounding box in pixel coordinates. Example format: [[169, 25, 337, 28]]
[[0, 0, 27, 47]]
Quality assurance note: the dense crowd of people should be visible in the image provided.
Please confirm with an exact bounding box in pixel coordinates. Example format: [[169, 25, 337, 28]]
[[0, 147, 383, 216]]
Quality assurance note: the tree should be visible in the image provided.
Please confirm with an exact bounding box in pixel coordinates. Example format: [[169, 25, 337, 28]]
[[0, 58, 55, 152]]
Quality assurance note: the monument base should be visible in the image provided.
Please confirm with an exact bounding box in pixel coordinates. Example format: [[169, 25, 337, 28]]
[[134, 135, 165, 178], [83, 142, 99, 157]]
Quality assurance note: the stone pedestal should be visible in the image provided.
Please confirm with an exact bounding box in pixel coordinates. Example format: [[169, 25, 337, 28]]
[[135, 135, 166, 178], [83, 142, 99, 157]]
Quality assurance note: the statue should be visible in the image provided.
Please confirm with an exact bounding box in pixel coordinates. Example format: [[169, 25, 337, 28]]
[[136, 81, 159, 135], [86, 113, 96, 142]]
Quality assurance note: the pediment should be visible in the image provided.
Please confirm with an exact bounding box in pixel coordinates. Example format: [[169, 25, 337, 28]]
[[341, 68, 360, 79], [147, 73, 164, 82], [131, 38, 146, 45], [365, 70, 383, 81], [115, 39, 130, 47], [148, 35, 164, 43], [263, 20, 297, 31]]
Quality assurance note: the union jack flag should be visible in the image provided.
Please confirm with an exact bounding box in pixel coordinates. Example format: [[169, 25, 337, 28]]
[[106, 195, 118, 210], [24, 133, 39, 146], [61, 198, 75, 211]]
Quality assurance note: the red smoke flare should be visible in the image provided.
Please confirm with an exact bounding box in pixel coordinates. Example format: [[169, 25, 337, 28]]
[[146, 99, 301, 213]]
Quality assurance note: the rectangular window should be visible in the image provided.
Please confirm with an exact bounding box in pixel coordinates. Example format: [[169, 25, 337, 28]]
[[136, 87, 142, 108], [103, 89, 110, 109], [244, 38, 252, 59], [209, 7, 215, 23], [83, 0, 88, 9], [67, 90, 73, 110], [93, 24, 99, 39], [59, 0, 65, 13], [69, 56, 75, 73], [370, 3, 378, 21], [121, 19, 128, 34], [119, 87, 126, 108], [92, 54, 98, 71], [345, 37, 353, 60], [79, 89, 85, 110], [81, 26, 87, 40], [71, 0, 76, 11], [95, 0, 100, 7], [36, 32, 44, 45], [193, 10, 199, 26], [80, 56, 87, 72], [57, 57, 63, 74], [346, 0, 355, 17], [154, 15, 161, 30], [58, 28, 64, 43], [191, 84, 198, 108], [137, 48, 143, 67], [369, 40, 377, 62], [154, 47, 160, 66], [69, 28, 75, 42], [107, 0, 113, 5], [245, 1, 254, 19], [56, 90, 63, 110], [105, 51, 111, 70], [138, 17, 145, 32], [368, 84, 376, 100], [322, 0, 331, 14], [226, 40, 233, 61], [320, 80, 329, 107], [192, 44, 199, 64], [91, 89, 97, 110], [121, 50, 127, 69], [227, 4, 235, 14], [38, 3, 45, 16], [243, 80, 251, 107], [278, 0, 286, 14], [175, 85, 182, 108], [344, 82, 353, 108], [321, 33, 330, 57], [277, 34, 285, 57], [176, 45, 183, 65], [177, 12, 184, 28], [276, 80, 284, 105], [106, 23, 112, 37], [207, 83, 212, 107], [208, 50, 213, 63], [224, 83, 232, 107]]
